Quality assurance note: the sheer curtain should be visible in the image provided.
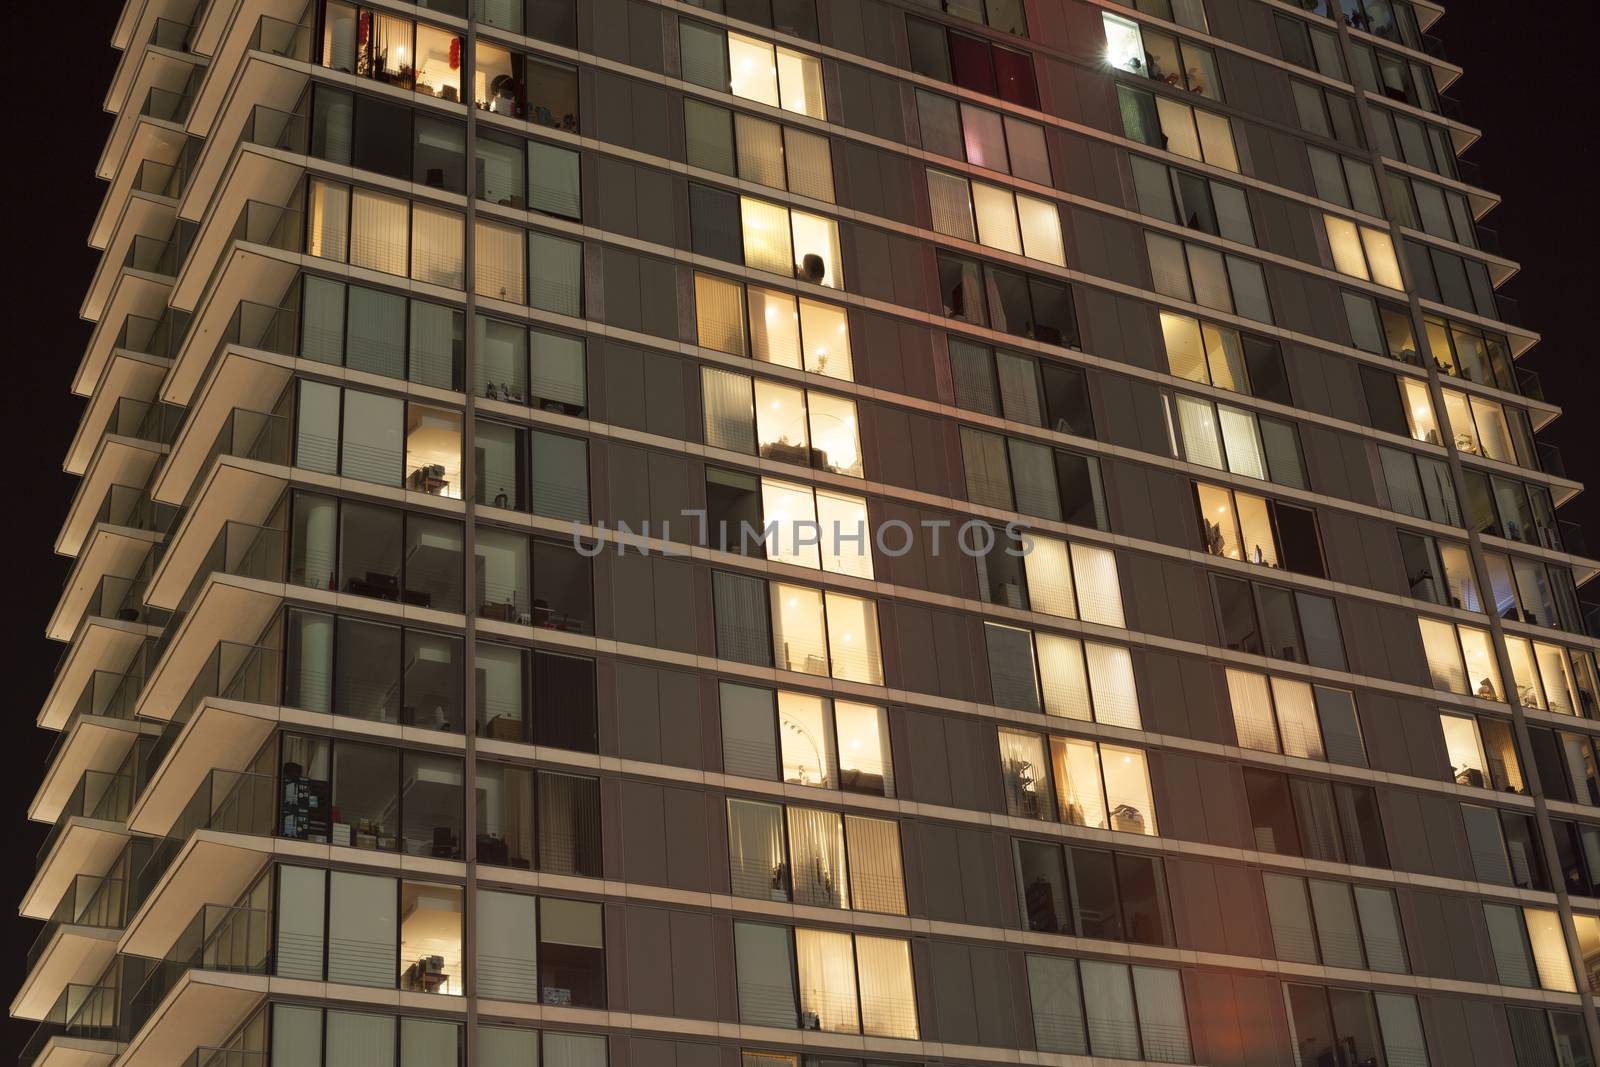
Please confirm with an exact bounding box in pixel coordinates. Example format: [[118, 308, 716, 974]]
[[855, 935, 918, 1038], [349, 189, 407, 275], [702, 368, 756, 453], [1035, 633, 1091, 721], [1227, 668, 1279, 752], [795, 929, 858, 1033], [786, 807, 848, 909], [1086, 642, 1141, 729], [695, 274, 746, 355], [844, 815, 905, 915], [1070, 542, 1125, 626], [727, 799, 787, 901]]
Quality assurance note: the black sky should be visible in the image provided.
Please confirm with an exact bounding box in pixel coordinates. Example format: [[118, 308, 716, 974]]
[[2, 3, 1596, 1059]]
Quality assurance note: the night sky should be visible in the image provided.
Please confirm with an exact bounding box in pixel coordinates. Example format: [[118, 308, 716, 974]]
[[2, 3, 1596, 1058]]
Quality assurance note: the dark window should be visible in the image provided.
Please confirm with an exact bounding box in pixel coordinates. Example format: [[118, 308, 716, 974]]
[[1015, 839, 1070, 933], [714, 571, 772, 666], [1272, 503, 1325, 578], [948, 31, 997, 95], [413, 114, 465, 192], [706, 468, 763, 555], [690, 183, 743, 263], [977, 524, 1028, 609], [534, 650, 598, 753], [1296, 592, 1346, 670], [1244, 768, 1301, 856], [1069, 847, 1121, 940], [531, 539, 592, 633], [1242, 336, 1291, 404], [1334, 783, 1388, 868], [528, 0, 578, 47], [1041, 362, 1093, 436], [1360, 366, 1409, 436], [337, 616, 402, 722], [1115, 853, 1171, 946], [404, 513, 464, 612], [337, 500, 403, 598], [937, 253, 986, 325], [537, 771, 602, 876], [1054, 450, 1106, 531], [1213, 575, 1262, 654], [1500, 810, 1547, 890], [1291, 777, 1344, 862], [353, 94, 413, 179]]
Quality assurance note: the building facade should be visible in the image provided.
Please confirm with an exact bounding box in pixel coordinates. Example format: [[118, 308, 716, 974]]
[[17, 0, 1600, 1065]]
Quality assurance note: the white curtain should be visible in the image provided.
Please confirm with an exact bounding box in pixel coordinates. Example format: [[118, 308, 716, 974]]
[[794, 928, 858, 1033], [855, 935, 918, 1038], [845, 815, 906, 916], [349, 188, 407, 276], [787, 806, 848, 909], [1086, 641, 1141, 730], [1070, 542, 1125, 626]]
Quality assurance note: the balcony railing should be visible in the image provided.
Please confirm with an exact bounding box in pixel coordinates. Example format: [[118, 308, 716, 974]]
[[99, 395, 182, 446], [1537, 442, 1567, 480], [1558, 521, 1589, 560], [1583, 602, 1600, 641], [1515, 367, 1544, 403], [188, 1050, 265, 1067], [134, 770, 276, 909], [240, 103, 308, 155], [149, 16, 193, 52], [42, 667, 144, 779], [84, 572, 170, 630], [127, 904, 271, 1039], [37, 770, 134, 870], [183, 408, 291, 510], [147, 642, 282, 773], [251, 13, 314, 62], [1495, 293, 1522, 328], [123, 233, 180, 278], [141, 84, 193, 124], [115, 312, 174, 358], [94, 483, 178, 535], [26, 874, 127, 973], [19, 982, 120, 1067], [131, 158, 181, 199]]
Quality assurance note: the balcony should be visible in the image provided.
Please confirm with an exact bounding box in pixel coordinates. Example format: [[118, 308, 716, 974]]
[[162, 278, 298, 411], [23, 770, 134, 922], [18, 982, 120, 1067], [187, 12, 313, 140], [173, 148, 306, 313], [134, 522, 288, 725], [151, 396, 292, 513], [65, 356, 171, 475], [73, 276, 179, 398], [180, 24, 314, 221], [83, 188, 179, 321], [119, 905, 269, 1067], [129, 643, 281, 841], [31, 669, 153, 825], [109, 1, 197, 109], [123, 772, 276, 962], [48, 521, 163, 643], [96, 47, 200, 181], [13, 875, 125, 1022]]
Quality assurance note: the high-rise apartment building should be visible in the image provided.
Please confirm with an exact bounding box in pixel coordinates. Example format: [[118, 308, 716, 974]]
[[17, 0, 1600, 1065]]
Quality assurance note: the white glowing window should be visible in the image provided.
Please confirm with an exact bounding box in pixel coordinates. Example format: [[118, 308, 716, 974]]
[[790, 209, 842, 288], [754, 379, 808, 463], [808, 392, 861, 478], [741, 196, 793, 277], [728, 32, 780, 107], [772, 582, 828, 676], [825, 590, 882, 685], [761, 478, 820, 569], [748, 285, 802, 369], [1103, 13, 1145, 74], [798, 297, 851, 379], [816, 490, 872, 579]]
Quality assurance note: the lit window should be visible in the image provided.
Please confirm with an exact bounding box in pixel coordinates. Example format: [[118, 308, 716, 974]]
[[350, 187, 409, 276], [728, 31, 825, 119], [772, 582, 827, 676], [824, 590, 882, 685], [1324, 214, 1402, 289]]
